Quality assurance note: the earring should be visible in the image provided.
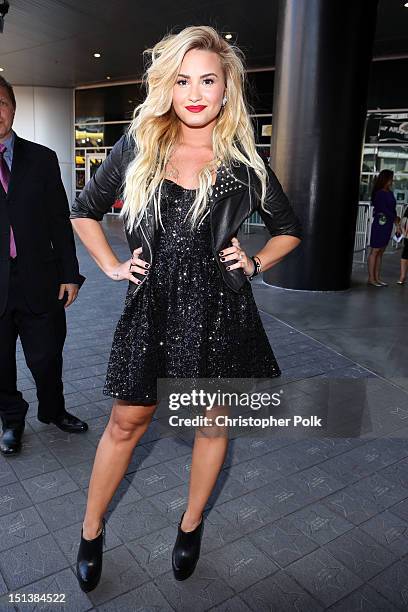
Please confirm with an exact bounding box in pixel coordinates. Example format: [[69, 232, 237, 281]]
[[222, 96, 227, 106]]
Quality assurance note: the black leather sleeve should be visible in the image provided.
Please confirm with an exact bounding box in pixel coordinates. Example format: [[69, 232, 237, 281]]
[[70, 135, 127, 221], [257, 165, 303, 240]]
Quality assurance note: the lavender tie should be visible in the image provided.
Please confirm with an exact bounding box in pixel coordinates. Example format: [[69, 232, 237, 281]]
[[0, 143, 16, 258]]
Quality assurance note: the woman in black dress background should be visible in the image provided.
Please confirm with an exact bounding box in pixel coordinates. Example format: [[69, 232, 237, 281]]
[[71, 25, 302, 591]]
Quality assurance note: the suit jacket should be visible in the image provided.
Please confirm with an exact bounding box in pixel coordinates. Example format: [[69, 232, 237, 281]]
[[0, 134, 83, 316]]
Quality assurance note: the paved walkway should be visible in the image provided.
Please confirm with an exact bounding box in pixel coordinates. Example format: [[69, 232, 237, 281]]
[[1, 219, 408, 611]]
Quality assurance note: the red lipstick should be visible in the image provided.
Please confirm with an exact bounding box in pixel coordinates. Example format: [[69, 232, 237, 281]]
[[185, 105, 207, 113]]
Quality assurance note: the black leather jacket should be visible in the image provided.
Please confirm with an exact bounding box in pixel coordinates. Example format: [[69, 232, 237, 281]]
[[70, 135, 302, 294]]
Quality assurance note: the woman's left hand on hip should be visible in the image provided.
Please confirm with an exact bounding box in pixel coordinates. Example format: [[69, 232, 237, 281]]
[[218, 237, 254, 276]]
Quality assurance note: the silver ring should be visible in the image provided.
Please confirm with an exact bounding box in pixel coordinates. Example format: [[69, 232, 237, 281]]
[[239, 252, 243, 260]]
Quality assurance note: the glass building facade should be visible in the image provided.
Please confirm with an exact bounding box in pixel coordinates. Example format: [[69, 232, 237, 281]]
[[74, 72, 408, 215], [361, 112, 408, 204], [74, 71, 275, 208]]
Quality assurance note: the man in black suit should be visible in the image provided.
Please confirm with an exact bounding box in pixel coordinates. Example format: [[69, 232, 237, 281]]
[[0, 76, 88, 455]]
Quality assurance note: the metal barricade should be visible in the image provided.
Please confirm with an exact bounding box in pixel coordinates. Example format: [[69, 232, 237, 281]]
[[236, 202, 406, 265], [354, 203, 371, 263], [243, 211, 264, 234], [355, 202, 406, 262]]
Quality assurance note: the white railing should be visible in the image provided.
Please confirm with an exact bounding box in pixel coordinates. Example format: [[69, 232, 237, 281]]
[[75, 145, 406, 258], [360, 203, 406, 262], [242, 202, 407, 264], [243, 211, 264, 233], [354, 203, 372, 262], [354, 203, 372, 263]]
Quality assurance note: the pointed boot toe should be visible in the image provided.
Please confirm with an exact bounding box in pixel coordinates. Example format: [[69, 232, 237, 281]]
[[172, 512, 204, 581]]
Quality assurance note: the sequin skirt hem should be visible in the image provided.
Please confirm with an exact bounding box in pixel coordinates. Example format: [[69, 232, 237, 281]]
[[103, 388, 158, 406], [103, 369, 282, 406]]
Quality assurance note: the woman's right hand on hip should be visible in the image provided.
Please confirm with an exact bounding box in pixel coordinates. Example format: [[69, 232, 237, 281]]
[[106, 247, 150, 285]]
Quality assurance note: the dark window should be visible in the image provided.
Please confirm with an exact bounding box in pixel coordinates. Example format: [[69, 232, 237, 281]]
[[246, 71, 274, 114], [75, 84, 145, 123]]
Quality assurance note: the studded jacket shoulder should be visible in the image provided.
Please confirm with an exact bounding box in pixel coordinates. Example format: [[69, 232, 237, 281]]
[[70, 134, 302, 293]]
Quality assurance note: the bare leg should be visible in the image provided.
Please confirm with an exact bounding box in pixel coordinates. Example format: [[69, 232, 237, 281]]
[[400, 258, 408, 283], [367, 248, 379, 282], [82, 400, 157, 539], [375, 247, 386, 282], [181, 405, 229, 532]]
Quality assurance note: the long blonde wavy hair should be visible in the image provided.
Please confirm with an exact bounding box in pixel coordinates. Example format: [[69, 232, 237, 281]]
[[121, 25, 268, 232]]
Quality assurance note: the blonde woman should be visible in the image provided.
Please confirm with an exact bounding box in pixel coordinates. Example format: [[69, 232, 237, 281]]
[[71, 25, 302, 591]]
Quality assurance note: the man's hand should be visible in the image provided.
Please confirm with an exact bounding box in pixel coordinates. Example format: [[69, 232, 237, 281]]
[[58, 283, 79, 308]]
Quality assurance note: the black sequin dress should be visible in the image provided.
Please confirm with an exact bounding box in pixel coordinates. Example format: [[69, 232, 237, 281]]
[[103, 179, 281, 405]]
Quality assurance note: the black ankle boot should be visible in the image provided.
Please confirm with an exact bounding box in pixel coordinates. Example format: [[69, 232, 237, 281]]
[[172, 511, 204, 581], [76, 519, 105, 592]]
